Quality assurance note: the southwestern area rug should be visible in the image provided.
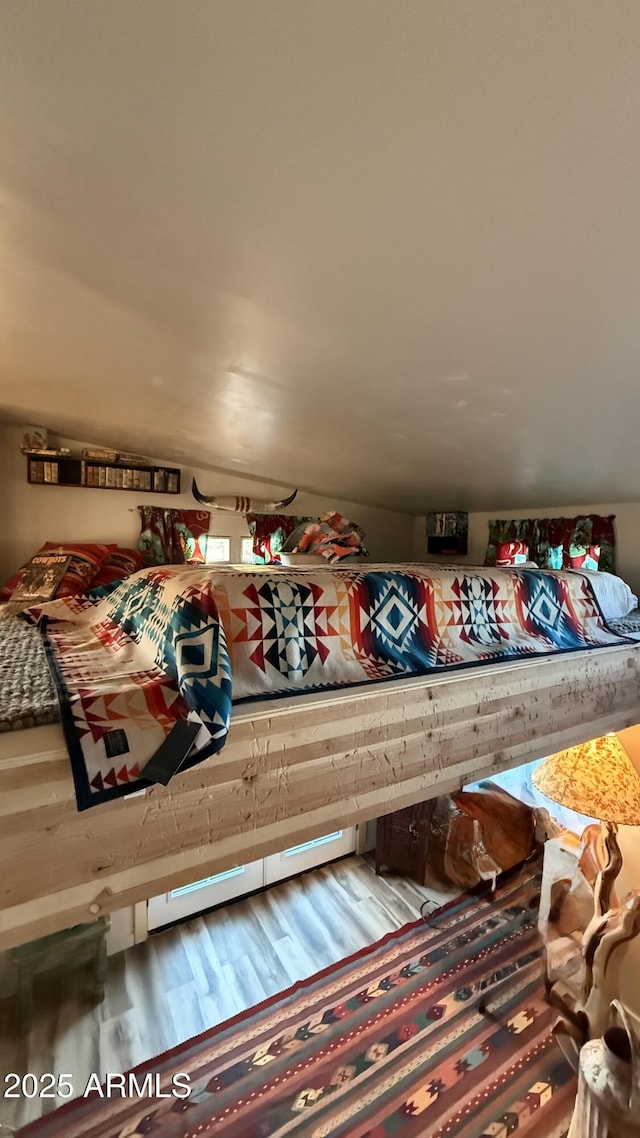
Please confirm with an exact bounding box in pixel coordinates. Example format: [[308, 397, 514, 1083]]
[[18, 863, 577, 1138]]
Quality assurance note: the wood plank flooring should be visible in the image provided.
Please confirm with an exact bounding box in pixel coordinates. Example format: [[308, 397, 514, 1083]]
[[0, 855, 457, 1132]]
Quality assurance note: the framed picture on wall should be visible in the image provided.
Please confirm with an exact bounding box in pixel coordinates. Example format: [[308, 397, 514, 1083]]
[[426, 511, 469, 556]]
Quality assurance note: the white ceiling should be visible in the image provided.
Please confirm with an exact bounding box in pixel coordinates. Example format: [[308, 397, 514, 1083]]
[[1, 0, 640, 514]]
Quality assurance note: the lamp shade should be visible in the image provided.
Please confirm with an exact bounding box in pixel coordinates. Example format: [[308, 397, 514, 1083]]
[[532, 734, 640, 826]]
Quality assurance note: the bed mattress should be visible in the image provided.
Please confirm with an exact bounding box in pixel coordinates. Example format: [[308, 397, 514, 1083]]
[[2, 588, 639, 740], [1, 583, 638, 735]]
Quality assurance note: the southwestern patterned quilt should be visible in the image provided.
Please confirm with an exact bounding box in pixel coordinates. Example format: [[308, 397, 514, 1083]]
[[25, 563, 630, 810]]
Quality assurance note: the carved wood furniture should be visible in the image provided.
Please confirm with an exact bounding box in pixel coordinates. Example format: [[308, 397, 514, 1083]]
[[534, 737, 640, 1051], [540, 828, 640, 1085]]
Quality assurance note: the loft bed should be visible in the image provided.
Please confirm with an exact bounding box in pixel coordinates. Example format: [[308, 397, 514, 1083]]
[[1, 561, 640, 951]]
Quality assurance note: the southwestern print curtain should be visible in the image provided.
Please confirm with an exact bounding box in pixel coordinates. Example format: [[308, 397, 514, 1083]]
[[484, 514, 616, 573], [138, 507, 211, 565], [246, 513, 313, 564]]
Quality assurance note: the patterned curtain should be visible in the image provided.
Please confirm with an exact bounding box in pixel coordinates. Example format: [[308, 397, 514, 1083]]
[[246, 514, 314, 564], [484, 514, 616, 573], [138, 507, 211, 566]]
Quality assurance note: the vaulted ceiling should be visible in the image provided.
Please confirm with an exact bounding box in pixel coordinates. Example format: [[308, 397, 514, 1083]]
[[1, 1, 639, 513]]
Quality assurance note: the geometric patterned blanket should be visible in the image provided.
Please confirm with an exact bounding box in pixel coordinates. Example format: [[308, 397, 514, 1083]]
[[25, 563, 630, 810], [16, 858, 577, 1138]]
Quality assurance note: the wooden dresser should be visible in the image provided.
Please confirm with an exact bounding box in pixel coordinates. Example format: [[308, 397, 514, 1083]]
[[375, 800, 437, 883]]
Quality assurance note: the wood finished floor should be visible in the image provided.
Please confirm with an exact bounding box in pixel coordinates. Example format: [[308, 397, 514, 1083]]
[[0, 855, 457, 1131]]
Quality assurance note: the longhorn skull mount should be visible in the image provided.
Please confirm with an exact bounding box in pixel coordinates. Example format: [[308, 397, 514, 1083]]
[[192, 478, 298, 514]]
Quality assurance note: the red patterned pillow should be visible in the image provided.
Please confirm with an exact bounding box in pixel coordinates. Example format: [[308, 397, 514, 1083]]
[[90, 547, 146, 588], [569, 544, 601, 571], [0, 542, 116, 601], [496, 541, 530, 567]]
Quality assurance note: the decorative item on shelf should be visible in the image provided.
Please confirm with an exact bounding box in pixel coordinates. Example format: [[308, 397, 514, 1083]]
[[21, 425, 48, 453], [82, 447, 118, 462], [532, 734, 640, 1052], [27, 448, 71, 456], [426, 511, 468, 556], [192, 477, 297, 513]]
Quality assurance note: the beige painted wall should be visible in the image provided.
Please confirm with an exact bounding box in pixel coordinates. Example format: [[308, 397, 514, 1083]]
[[412, 501, 640, 595], [0, 423, 414, 580]]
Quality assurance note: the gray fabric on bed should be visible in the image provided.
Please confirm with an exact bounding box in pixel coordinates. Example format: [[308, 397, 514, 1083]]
[[608, 608, 640, 635], [0, 607, 60, 731]]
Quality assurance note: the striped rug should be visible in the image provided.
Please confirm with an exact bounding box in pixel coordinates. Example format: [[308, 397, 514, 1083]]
[[19, 860, 577, 1138]]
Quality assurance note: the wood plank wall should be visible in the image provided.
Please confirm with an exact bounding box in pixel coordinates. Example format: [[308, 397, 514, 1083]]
[[1, 643, 640, 950]]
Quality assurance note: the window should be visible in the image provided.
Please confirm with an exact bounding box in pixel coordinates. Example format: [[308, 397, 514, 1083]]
[[241, 537, 255, 563], [205, 536, 231, 563], [148, 828, 356, 928], [282, 832, 344, 858], [170, 865, 245, 899]]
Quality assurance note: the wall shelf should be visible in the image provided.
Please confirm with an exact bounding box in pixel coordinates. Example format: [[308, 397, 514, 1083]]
[[26, 455, 181, 494]]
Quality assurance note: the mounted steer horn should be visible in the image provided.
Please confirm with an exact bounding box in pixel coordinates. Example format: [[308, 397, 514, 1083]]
[[192, 478, 298, 513]]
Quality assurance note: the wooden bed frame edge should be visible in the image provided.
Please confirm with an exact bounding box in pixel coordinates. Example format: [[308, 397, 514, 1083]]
[[1, 642, 640, 950]]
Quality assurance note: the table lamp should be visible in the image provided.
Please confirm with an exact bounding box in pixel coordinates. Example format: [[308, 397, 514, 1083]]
[[532, 733, 640, 1042]]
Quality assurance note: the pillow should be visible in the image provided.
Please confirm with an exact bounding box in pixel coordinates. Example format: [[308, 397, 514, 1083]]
[[585, 571, 638, 620], [0, 541, 116, 601], [496, 540, 529, 566], [569, 544, 601, 571], [89, 547, 146, 588], [548, 544, 564, 571]]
